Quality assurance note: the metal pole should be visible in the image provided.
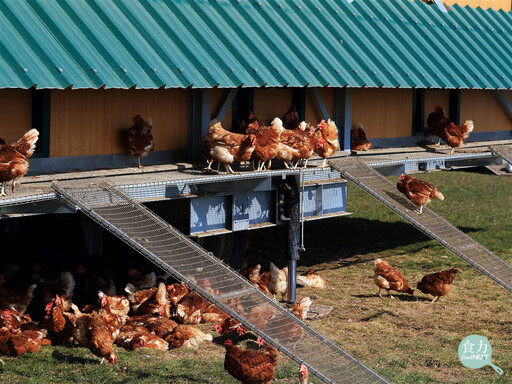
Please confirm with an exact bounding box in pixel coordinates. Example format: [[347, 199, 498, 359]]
[[286, 174, 300, 303]]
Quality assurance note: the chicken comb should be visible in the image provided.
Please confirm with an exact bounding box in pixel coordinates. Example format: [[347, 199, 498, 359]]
[[214, 323, 223, 333]]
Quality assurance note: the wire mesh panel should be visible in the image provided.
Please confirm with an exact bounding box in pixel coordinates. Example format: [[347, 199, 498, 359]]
[[489, 144, 512, 166], [330, 157, 512, 294], [52, 178, 388, 384]]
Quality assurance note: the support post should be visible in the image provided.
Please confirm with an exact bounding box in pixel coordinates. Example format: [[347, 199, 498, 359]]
[[189, 89, 211, 163], [413, 89, 426, 134], [494, 91, 512, 123], [310, 88, 330, 121], [333, 88, 351, 152], [31, 89, 51, 158], [449, 89, 460, 125], [213, 88, 238, 121], [80, 214, 103, 256], [292, 88, 306, 121], [286, 174, 300, 303], [229, 231, 247, 271]]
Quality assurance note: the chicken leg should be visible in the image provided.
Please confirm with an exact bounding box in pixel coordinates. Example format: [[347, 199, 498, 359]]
[[0, 181, 6, 196], [137, 157, 143, 168]]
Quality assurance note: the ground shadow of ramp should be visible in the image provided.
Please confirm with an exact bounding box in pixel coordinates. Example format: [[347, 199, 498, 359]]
[[52, 178, 388, 384], [329, 157, 512, 294]]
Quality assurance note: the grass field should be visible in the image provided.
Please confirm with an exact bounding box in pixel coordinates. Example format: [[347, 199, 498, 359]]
[[1, 167, 511, 383]]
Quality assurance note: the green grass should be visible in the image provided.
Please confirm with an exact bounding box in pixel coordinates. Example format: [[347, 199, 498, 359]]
[[1, 168, 511, 383]]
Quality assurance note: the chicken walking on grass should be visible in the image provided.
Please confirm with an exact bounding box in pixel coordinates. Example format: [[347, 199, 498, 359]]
[[417, 267, 461, 303], [223, 338, 277, 384], [373, 259, 414, 299]]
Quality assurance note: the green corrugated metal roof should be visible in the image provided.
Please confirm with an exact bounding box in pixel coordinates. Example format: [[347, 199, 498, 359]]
[[1, 0, 511, 90]]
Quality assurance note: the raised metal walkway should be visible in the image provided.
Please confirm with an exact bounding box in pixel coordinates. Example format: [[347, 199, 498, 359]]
[[489, 144, 512, 166], [52, 178, 388, 384], [329, 157, 512, 294]]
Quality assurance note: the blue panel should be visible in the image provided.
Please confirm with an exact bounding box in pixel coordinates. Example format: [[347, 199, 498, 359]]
[[301, 185, 322, 218], [247, 191, 273, 225], [190, 196, 228, 234], [232, 194, 249, 231], [322, 183, 347, 215]]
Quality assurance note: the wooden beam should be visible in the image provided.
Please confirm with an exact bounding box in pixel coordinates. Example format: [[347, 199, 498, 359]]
[[494, 91, 512, 123], [213, 88, 238, 121], [310, 88, 330, 121]]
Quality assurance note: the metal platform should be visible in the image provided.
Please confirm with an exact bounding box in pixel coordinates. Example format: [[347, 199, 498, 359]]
[[329, 157, 512, 294], [489, 144, 512, 166], [52, 178, 388, 384]]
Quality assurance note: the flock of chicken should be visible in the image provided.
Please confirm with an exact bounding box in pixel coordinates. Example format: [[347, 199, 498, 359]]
[[0, 248, 462, 382], [0, 261, 325, 383], [205, 106, 340, 174], [374, 258, 461, 303], [350, 105, 475, 154], [0, 104, 475, 198]]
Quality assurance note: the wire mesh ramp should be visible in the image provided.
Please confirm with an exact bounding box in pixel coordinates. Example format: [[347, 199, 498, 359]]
[[52, 178, 388, 384], [329, 157, 512, 294], [489, 144, 512, 166]]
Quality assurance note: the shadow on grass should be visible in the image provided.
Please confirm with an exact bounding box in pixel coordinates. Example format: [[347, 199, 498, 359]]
[[51, 350, 97, 365], [246, 217, 484, 269], [351, 294, 430, 303]]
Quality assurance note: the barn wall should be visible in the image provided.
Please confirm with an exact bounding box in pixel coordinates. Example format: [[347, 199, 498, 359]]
[[424, 90, 450, 128], [444, 0, 511, 11], [210, 88, 232, 130], [0, 89, 32, 143], [460, 90, 512, 132], [305, 88, 334, 125], [254, 88, 293, 126], [50, 89, 189, 157], [351, 88, 413, 139]]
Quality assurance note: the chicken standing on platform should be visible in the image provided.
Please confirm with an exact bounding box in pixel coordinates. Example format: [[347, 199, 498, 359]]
[[0, 129, 39, 196], [437, 118, 474, 155], [127, 115, 154, 168], [396, 174, 444, 214], [426, 105, 446, 145], [350, 123, 372, 151], [314, 119, 340, 167], [206, 120, 257, 174]]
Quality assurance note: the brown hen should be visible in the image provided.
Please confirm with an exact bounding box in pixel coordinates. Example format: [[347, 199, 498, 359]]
[[373, 259, 414, 299], [127, 115, 154, 168], [223, 339, 277, 384]]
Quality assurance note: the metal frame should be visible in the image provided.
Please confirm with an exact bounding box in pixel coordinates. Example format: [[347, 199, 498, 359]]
[[330, 157, 512, 294], [52, 178, 389, 384]]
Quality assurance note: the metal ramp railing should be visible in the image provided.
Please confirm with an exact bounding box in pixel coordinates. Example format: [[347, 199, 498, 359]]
[[52, 178, 388, 384], [329, 157, 512, 294], [489, 144, 512, 166]]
